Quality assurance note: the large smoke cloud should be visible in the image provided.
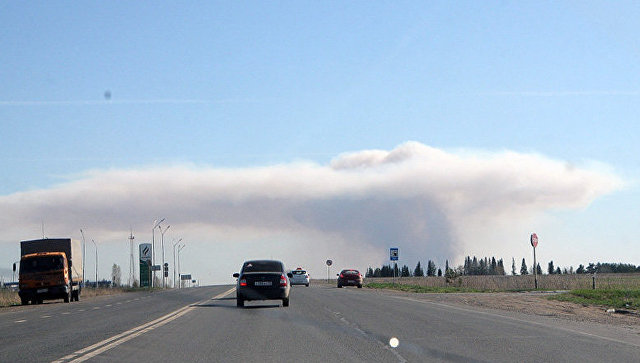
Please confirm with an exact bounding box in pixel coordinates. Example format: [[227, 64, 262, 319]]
[[0, 142, 622, 278]]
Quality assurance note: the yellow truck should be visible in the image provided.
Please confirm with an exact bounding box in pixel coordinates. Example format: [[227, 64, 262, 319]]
[[18, 238, 83, 305]]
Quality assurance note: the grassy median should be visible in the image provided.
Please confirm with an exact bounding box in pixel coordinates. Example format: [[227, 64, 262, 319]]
[[548, 289, 640, 310]]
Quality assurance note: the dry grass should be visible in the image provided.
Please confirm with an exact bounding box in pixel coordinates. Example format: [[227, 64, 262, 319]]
[[367, 273, 640, 291], [0, 287, 132, 307]]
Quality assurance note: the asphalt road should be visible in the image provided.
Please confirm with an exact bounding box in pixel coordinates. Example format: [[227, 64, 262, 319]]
[[2, 284, 640, 362]]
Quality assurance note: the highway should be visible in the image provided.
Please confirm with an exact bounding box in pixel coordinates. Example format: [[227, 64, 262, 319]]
[[2, 284, 640, 362]]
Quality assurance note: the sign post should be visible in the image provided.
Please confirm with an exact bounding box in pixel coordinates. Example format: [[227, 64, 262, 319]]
[[326, 259, 332, 284], [390, 248, 399, 285], [530, 233, 538, 290], [139, 243, 152, 288]]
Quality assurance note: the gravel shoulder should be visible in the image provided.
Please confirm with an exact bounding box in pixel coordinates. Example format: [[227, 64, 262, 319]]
[[364, 287, 640, 332]]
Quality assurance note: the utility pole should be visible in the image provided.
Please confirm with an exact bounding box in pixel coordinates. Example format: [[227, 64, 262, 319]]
[[177, 244, 185, 288], [128, 229, 135, 287]]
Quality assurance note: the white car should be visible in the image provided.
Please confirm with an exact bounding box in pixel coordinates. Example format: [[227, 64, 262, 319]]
[[289, 268, 310, 287]]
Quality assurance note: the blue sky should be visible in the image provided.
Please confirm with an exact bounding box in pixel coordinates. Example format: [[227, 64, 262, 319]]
[[1, 2, 639, 283]]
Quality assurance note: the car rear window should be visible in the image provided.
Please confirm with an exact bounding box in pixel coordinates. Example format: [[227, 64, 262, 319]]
[[342, 270, 359, 275], [242, 261, 283, 273], [292, 270, 306, 275]]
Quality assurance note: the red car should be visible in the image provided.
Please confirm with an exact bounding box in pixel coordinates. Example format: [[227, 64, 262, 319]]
[[337, 269, 363, 288]]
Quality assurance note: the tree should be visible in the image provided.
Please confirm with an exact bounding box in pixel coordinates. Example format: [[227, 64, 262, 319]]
[[548, 261, 555, 275], [111, 264, 121, 287], [576, 264, 585, 274], [556, 267, 562, 275], [427, 260, 437, 277], [520, 258, 528, 275], [414, 262, 424, 277], [366, 267, 374, 278], [512, 257, 517, 275], [536, 263, 542, 275], [437, 268, 442, 277], [401, 265, 410, 277], [445, 260, 450, 273]]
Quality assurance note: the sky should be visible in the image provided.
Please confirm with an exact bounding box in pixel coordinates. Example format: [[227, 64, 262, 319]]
[[1, 2, 639, 285]]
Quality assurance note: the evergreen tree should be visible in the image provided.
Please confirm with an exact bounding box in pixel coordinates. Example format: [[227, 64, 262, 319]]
[[512, 257, 517, 275], [490, 257, 497, 275], [413, 261, 424, 277], [548, 261, 555, 275], [497, 259, 505, 275], [373, 267, 382, 277], [536, 263, 542, 275], [401, 265, 410, 277], [576, 264, 585, 274], [555, 267, 561, 275], [445, 260, 450, 273], [427, 260, 436, 276], [394, 263, 399, 277], [437, 268, 442, 277], [520, 258, 528, 275], [471, 257, 479, 275], [366, 267, 374, 278]]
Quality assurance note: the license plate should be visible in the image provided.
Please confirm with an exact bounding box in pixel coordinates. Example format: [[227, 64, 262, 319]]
[[348, 280, 355, 284], [37, 288, 48, 293], [254, 281, 272, 286]]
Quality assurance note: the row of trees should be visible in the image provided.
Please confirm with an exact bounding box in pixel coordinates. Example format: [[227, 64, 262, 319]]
[[366, 258, 640, 279]]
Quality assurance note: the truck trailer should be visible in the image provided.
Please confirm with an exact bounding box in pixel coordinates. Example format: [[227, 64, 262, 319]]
[[18, 238, 83, 305]]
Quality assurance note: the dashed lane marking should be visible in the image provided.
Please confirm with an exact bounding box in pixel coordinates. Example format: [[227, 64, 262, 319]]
[[51, 287, 236, 363]]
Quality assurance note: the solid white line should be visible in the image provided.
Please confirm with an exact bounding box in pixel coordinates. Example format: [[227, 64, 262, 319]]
[[62, 312, 71, 315], [41, 315, 51, 319], [14, 320, 26, 323], [389, 295, 640, 349], [53, 287, 235, 363]]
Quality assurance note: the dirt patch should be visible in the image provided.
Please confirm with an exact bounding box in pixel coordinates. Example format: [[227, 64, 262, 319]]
[[370, 288, 640, 329]]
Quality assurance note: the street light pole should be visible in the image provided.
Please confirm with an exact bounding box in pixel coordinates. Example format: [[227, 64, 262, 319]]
[[91, 239, 98, 288], [151, 218, 165, 287], [158, 225, 170, 288], [177, 244, 185, 288], [80, 229, 86, 287], [172, 238, 182, 288]]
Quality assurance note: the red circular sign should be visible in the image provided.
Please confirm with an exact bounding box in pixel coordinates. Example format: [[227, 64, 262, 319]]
[[530, 233, 538, 248]]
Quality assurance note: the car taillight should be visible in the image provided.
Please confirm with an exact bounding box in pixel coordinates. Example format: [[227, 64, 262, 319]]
[[340, 273, 344, 278], [280, 274, 287, 286], [239, 279, 247, 287]]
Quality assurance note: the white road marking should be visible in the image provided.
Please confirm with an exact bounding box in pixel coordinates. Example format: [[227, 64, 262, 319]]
[[328, 307, 407, 363], [105, 304, 112, 307], [92, 307, 100, 310], [41, 315, 51, 319], [15, 319, 26, 323], [62, 312, 71, 315], [78, 309, 85, 312], [51, 287, 236, 363]]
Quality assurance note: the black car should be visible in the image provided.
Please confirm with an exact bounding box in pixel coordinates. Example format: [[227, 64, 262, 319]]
[[233, 260, 293, 307], [337, 269, 363, 288]]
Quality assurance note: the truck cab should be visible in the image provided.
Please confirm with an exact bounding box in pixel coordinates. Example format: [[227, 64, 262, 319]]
[[19, 252, 77, 304]]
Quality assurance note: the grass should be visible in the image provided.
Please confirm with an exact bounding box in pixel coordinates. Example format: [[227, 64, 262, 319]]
[[0, 287, 143, 307], [548, 289, 640, 310], [366, 282, 486, 293]]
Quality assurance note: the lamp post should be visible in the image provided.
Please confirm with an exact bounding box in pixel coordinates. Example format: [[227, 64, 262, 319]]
[[177, 244, 185, 288], [158, 225, 170, 288], [151, 218, 165, 287], [80, 229, 86, 287], [91, 239, 98, 288], [172, 238, 182, 288]]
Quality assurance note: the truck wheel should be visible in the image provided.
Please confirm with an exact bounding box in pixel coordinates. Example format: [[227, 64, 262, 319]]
[[64, 294, 70, 303], [236, 297, 244, 307], [73, 291, 79, 302], [282, 297, 290, 307]]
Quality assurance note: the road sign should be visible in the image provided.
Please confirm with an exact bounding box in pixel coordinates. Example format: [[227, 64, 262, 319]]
[[152, 265, 161, 271], [326, 259, 332, 266], [390, 248, 399, 261], [181, 274, 192, 280], [530, 233, 538, 248], [139, 243, 152, 287]]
